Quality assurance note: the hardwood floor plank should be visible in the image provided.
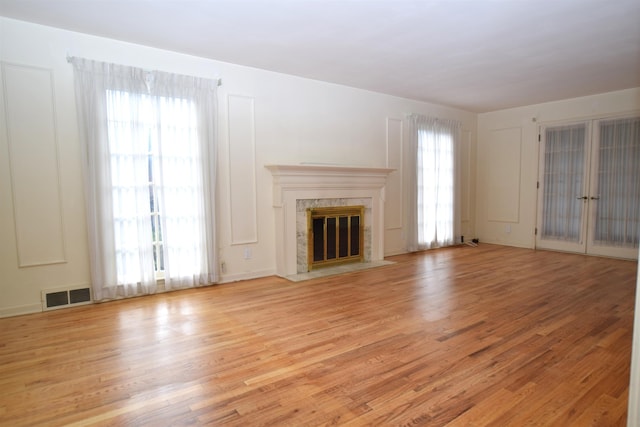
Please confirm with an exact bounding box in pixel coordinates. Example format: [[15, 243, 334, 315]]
[[0, 244, 636, 426]]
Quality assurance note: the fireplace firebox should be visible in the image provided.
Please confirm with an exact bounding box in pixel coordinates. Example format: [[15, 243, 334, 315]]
[[307, 205, 364, 270]]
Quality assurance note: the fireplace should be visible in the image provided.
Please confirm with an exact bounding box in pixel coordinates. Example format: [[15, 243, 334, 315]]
[[307, 205, 364, 270], [266, 164, 395, 277], [296, 197, 372, 273]]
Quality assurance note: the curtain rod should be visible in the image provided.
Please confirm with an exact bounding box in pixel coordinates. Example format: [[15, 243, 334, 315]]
[[66, 54, 222, 87]]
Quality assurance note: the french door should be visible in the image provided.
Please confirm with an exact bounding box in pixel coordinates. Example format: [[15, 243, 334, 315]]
[[536, 116, 640, 259]]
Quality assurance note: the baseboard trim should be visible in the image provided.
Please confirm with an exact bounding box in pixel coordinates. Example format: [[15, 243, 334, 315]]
[[220, 269, 277, 284], [0, 303, 42, 318], [384, 248, 408, 257], [1, 270, 279, 317], [475, 239, 534, 250]]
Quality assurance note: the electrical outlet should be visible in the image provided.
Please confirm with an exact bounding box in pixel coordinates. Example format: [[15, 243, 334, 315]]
[[505, 224, 511, 234], [244, 248, 252, 260], [221, 261, 227, 273]]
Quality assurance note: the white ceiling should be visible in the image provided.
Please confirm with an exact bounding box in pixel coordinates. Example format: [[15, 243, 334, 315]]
[[1, 0, 639, 112]]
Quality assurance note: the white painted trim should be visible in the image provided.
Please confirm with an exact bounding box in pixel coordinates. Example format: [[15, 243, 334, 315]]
[[461, 130, 472, 223], [628, 246, 640, 427], [385, 117, 403, 230], [0, 303, 42, 318], [227, 94, 258, 245], [219, 269, 277, 284], [1, 62, 67, 267], [486, 126, 522, 223]]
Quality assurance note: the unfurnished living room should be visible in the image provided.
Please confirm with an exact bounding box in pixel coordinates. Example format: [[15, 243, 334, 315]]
[[0, 1, 639, 426]]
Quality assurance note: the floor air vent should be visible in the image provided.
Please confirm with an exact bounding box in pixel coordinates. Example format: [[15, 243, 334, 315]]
[[42, 286, 92, 311]]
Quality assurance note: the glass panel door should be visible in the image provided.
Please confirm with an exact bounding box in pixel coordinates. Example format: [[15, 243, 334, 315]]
[[587, 117, 640, 259], [536, 116, 640, 260], [536, 122, 590, 253]]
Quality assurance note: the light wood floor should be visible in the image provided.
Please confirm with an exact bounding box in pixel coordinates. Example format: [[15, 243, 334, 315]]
[[0, 244, 637, 426]]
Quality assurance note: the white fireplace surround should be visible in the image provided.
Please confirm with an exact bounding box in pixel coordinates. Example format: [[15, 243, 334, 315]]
[[266, 164, 395, 277]]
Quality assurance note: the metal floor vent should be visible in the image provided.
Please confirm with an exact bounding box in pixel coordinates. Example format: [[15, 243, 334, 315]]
[[42, 287, 92, 311]]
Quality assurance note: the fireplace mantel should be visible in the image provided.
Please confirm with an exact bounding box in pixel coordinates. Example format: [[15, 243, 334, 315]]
[[266, 164, 395, 277], [266, 163, 394, 176]]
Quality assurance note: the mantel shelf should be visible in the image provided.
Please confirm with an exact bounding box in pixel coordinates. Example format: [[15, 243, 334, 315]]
[[265, 164, 395, 177]]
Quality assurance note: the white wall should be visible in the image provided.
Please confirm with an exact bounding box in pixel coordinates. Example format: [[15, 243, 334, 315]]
[[476, 88, 640, 248], [0, 18, 476, 317]]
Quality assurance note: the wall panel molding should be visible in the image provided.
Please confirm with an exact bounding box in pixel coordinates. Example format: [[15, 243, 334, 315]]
[[227, 94, 258, 245], [385, 117, 403, 230], [2, 62, 66, 267], [487, 127, 522, 223], [461, 129, 472, 223]]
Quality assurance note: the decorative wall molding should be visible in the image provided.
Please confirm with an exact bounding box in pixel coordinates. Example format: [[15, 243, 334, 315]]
[[487, 127, 522, 223], [385, 117, 403, 230], [2, 62, 66, 267], [266, 164, 394, 277], [461, 129, 472, 223], [228, 94, 258, 245]]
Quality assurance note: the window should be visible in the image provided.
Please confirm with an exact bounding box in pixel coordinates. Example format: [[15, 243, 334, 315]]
[[105, 90, 199, 278], [417, 127, 455, 247], [70, 57, 218, 301], [106, 88, 209, 284], [407, 115, 461, 251]]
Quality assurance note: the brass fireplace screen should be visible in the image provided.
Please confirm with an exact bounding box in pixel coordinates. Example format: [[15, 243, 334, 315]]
[[307, 205, 364, 270]]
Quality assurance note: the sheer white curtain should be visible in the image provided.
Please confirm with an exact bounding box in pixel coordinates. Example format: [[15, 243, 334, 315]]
[[71, 57, 218, 301], [541, 123, 587, 241], [594, 117, 640, 247], [406, 114, 462, 251]]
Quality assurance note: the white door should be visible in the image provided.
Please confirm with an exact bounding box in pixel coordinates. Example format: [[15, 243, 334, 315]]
[[536, 116, 640, 259], [536, 122, 591, 254], [586, 117, 640, 259]]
